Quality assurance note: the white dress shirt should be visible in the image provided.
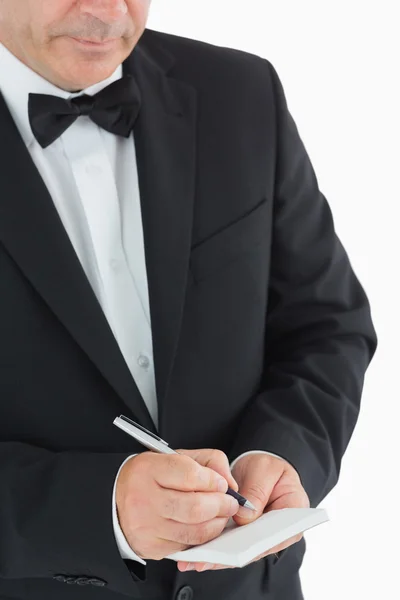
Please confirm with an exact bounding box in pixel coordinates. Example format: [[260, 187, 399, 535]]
[[0, 40, 289, 566]]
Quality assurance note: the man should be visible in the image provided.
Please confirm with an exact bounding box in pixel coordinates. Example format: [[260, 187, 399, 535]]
[[0, 1, 377, 599]]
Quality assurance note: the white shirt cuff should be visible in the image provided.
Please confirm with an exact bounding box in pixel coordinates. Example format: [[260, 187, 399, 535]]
[[112, 453, 147, 564]]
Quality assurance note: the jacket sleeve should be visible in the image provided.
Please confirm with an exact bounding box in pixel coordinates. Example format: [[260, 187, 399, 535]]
[[227, 60, 378, 510], [0, 441, 147, 596]]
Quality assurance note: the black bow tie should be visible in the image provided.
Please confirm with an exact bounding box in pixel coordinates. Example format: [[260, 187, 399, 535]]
[[28, 75, 141, 149]]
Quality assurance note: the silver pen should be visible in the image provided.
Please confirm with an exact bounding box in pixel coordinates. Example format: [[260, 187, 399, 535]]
[[113, 414, 256, 511]]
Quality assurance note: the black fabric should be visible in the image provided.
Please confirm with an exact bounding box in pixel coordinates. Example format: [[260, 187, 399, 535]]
[[28, 74, 141, 148], [0, 27, 377, 600]]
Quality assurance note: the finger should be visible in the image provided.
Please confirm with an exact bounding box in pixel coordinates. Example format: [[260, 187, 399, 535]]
[[153, 453, 229, 493], [266, 532, 304, 556], [159, 516, 230, 547], [157, 487, 239, 523], [178, 561, 235, 572], [177, 449, 239, 492], [243, 532, 305, 566]]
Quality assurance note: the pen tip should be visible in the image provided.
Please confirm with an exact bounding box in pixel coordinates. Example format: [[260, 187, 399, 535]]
[[244, 500, 257, 511]]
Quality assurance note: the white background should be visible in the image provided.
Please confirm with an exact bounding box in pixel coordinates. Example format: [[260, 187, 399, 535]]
[[147, 1, 399, 598]]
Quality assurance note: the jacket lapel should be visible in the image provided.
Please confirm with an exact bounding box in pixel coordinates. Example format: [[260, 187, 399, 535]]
[[0, 31, 198, 435]]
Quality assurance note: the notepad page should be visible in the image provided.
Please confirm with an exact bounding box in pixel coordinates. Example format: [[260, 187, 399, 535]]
[[166, 507, 329, 567]]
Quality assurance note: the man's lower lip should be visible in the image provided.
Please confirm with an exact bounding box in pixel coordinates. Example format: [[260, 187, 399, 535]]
[[70, 38, 118, 47]]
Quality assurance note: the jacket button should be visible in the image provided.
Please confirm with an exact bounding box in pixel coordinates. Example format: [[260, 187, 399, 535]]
[[176, 585, 194, 600]]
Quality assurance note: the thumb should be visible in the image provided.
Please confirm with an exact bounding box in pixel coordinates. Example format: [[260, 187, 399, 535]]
[[232, 461, 277, 525]]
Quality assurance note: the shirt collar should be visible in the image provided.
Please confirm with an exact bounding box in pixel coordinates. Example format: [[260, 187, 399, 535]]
[[0, 41, 123, 148]]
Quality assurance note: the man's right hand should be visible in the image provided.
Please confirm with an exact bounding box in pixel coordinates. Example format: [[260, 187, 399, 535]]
[[115, 449, 240, 561]]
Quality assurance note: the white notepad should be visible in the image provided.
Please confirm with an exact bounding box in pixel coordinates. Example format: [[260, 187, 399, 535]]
[[165, 507, 329, 567]]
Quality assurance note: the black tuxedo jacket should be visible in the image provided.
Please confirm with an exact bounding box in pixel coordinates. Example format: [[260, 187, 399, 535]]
[[0, 28, 377, 600]]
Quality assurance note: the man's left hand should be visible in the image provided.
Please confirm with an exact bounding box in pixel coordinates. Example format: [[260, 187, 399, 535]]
[[177, 453, 310, 573]]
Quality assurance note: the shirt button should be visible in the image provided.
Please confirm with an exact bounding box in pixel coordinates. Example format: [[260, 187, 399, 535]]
[[137, 354, 150, 369], [110, 258, 120, 271]]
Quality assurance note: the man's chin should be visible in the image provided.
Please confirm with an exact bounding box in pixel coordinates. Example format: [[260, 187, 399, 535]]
[[47, 53, 120, 89]]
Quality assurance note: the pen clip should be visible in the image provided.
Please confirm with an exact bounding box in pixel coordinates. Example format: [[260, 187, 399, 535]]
[[118, 415, 170, 446]]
